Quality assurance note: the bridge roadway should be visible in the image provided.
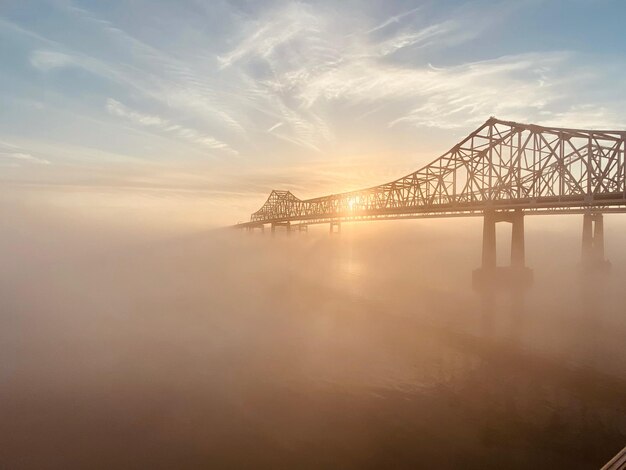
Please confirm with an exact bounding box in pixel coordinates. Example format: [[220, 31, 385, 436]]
[[236, 117, 626, 283], [236, 196, 626, 228]]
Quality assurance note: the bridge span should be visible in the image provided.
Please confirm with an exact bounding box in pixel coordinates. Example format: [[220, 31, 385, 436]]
[[237, 117, 626, 283]]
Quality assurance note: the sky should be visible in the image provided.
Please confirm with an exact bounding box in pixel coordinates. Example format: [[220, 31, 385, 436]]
[[1, 0, 626, 229]]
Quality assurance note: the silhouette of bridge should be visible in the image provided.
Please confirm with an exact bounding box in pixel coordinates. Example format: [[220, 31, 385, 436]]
[[237, 117, 626, 282]]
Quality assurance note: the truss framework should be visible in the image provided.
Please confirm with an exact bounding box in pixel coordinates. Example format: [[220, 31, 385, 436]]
[[241, 118, 626, 227]]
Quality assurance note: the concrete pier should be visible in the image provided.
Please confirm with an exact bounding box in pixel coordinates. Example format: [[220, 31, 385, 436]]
[[271, 221, 291, 235], [581, 212, 610, 272], [473, 209, 533, 292]]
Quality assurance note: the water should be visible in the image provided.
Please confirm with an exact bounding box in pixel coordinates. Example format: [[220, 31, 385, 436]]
[[1, 219, 625, 469]]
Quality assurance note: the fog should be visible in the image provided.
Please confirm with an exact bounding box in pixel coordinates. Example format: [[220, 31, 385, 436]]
[[1, 202, 626, 469]]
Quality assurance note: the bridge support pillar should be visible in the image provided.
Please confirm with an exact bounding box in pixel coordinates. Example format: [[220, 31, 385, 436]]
[[298, 225, 308, 233], [330, 221, 341, 235], [473, 209, 533, 292], [511, 210, 525, 269], [271, 221, 291, 236], [581, 213, 610, 272], [481, 210, 496, 269], [247, 224, 264, 234]]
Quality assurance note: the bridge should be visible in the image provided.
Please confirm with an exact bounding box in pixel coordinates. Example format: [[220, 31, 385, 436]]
[[237, 117, 626, 286]]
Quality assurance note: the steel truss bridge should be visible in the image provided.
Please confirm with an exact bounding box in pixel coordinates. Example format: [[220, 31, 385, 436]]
[[237, 117, 626, 281], [237, 117, 626, 468]]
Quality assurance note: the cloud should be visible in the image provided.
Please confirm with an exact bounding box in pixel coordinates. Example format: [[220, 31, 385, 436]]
[[28, 47, 141, 91], [365, 6, 422, 35], [537, 104, 626, 130], [106, 99, 167, 127], [267, 122, 283, 132], [61, 4, 247, 137], [0, 151, 50, 165], [19, 0, 624, 162], [377, 21, 458, 56], [212, 2, 576, 150], [215, 2, 625, 135], [20, 5, 246, 141], [30, 50, 75, 71], [217, 5, 322, 70], [0, 139, 51, 165], [105, 99, 238, 155]]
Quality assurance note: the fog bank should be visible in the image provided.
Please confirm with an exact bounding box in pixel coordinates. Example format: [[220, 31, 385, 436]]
[[1, 203, 626, 469]]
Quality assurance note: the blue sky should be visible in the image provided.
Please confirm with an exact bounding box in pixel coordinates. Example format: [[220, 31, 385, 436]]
[[1, 0, 625, 227]]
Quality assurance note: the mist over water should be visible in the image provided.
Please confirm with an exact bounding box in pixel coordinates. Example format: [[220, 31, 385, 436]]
[[1, 206, 626, 469]]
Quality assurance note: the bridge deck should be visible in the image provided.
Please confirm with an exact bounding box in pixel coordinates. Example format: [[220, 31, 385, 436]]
[[236, 196, 626, 228]]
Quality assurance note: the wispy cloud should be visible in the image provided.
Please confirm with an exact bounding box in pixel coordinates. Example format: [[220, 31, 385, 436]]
[[0, 151, 50, 165], [19, 4, 246, 146], [63, 4, 248, 138], [217, 5, 322, 70], [0, 138, 51, 165], [211, 2, 592, 151], [30, 50, 75, 71], [267, 122, 283, 133], [377, 21, 458, 56], [215, 2, 626, 135], [105, 99, 238, 155], [365, 6, 422, 35], [15, 1, 625, 162]]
